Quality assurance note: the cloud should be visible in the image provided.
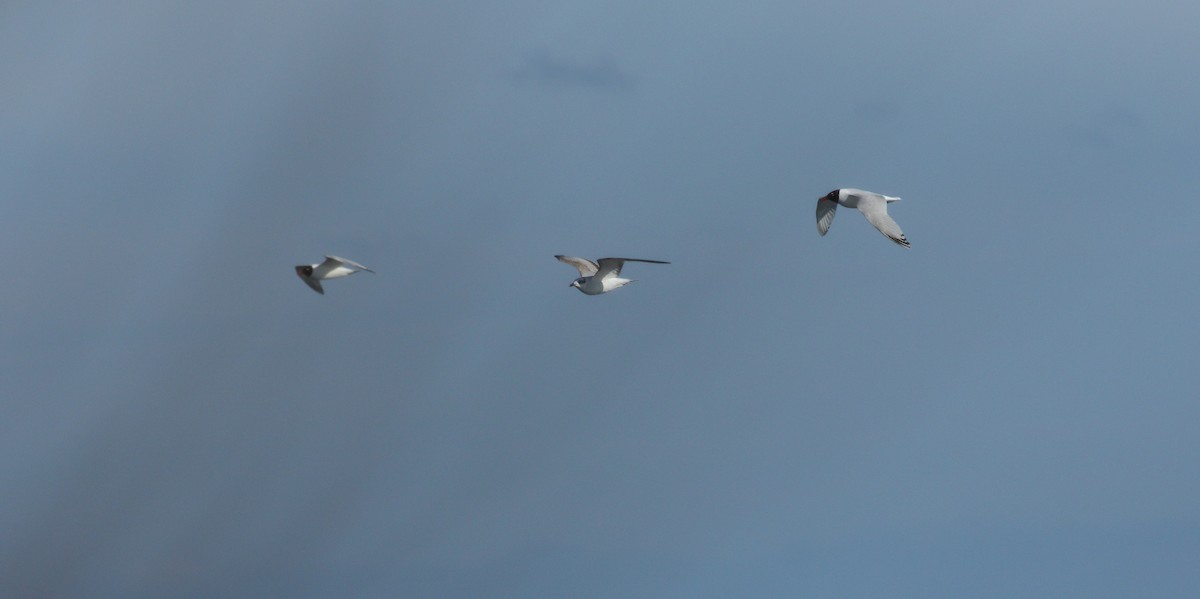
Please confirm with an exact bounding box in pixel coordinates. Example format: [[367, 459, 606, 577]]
[[1062, 104, 1144, 147], [510, 48, 636, 92], [851, 99, 903, 125]]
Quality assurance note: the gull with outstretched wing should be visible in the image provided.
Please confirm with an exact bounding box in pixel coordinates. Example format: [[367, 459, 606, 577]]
[[555, 255, 669, 295], [295, 255, 375, 295], [817, 188, 910, 248]]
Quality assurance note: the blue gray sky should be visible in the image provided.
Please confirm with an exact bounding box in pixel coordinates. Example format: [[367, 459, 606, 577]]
[[2, 1, 1199, 597]]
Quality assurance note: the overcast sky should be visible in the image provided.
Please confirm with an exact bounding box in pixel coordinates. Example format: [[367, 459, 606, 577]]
[[2, 1, 1199, 597]]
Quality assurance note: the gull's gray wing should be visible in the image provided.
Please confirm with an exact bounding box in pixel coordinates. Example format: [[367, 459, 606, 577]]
[[816, 197, 838, 236], [556, 255, 599, 277], [323, 255, 374, 273], [857, 199, 910, 248], [296, 271, 325, 294], [595, 257, 670, 280], [314, 255, 375, 279]]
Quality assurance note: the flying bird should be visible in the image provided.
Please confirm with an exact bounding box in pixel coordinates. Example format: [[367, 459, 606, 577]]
[[555, 255, 669, 295], [294, 255, 374, 294], [817, 188, 910, 248]]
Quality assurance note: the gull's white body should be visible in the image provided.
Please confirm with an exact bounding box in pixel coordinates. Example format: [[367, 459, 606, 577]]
[[580, 274, 632, 295], [817, 188, 910, 248], [555, 255, 669, 295], [295, 255, 374, 294]]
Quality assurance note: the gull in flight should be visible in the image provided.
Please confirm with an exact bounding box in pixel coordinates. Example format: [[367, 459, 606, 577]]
[[817, 188, 910, 248], [295, 255, 374, 294], [555, 255, 669, 295]]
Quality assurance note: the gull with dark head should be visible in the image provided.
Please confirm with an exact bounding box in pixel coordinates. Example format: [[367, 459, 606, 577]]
[[817, 188, 910, 248], [555, 255, 669, 295], [294, 255, 374, 295]]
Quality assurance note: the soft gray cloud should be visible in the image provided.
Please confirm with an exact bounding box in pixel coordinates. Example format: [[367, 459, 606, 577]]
[[1062, 104, 1145, 147], [511, 48, 636, 91], [2, 1, 1199, 598]]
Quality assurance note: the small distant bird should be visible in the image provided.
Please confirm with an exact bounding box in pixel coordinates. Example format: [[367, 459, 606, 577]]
[[294, 255, 374, 294], [555, 255, 669, 295], [817, 188, 910, 248]]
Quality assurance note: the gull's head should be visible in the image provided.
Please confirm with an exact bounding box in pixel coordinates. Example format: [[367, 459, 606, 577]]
[[821, 189, 841, 202], [570, 278, 586, 291], [295, 265, 313, 277]]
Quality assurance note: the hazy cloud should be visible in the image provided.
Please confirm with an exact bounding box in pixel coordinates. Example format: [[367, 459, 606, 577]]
[[3, 2, 1199, 598], [510, 48, 636, 91], [1063, 104, 1145, 147]]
